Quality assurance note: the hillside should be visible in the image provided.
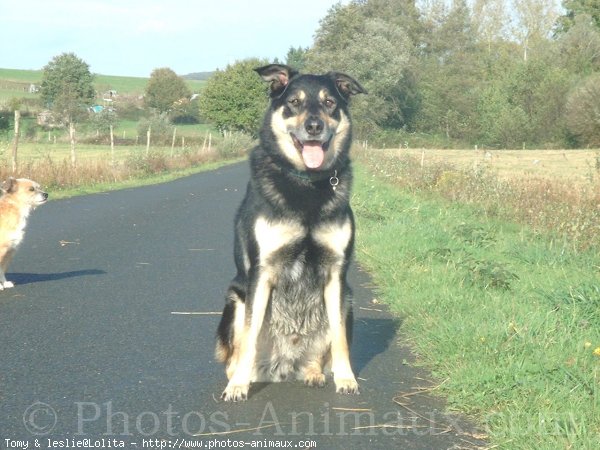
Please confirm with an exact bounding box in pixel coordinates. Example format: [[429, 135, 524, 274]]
[[0, 68, 206, 102], [182, 71, 214, 81]]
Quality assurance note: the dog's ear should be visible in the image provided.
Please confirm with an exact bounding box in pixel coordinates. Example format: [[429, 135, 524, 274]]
[[255, 64, 299, 97], [2, 177, 17, 194], [328, 72, 367, 99]]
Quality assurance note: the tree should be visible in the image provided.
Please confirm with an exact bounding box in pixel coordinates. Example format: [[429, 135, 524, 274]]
[[40, 52, 96, 167], [144, 68, 191, 114], [306, 1, 414, 135], [556, 0, 600, 33], [566, 74, 600, 147], [476, 56, 570, 148], [557, 13, 600, 73], [363, 0, 422, 44], [472, 0, 510, 53], [91, 108, 118, 135], [197, 59, 269, 135], [415, 0, 484, 141], [476, 85, 530, 148], [40, 52, 95, 123], [285, 47, 309, 71], [513, 0, 559, 61]]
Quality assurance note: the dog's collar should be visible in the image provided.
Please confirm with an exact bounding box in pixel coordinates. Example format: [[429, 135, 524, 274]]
[[288, 168, 340, 189]]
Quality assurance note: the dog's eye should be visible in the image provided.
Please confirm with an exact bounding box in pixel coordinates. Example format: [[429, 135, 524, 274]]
[[288, 98, 301, 107], [29, 187, 35, 192], [324, 98, 336, 108]]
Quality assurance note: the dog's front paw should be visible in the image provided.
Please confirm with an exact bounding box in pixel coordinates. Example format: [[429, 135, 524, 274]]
[[221, 382, 250, 402], [335, 377, 359, 395]]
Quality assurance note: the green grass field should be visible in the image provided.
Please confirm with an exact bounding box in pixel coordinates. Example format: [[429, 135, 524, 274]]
[[0, 67, 205, 102], [353, 162, 600, 449], [110, 121, 215, 141], [0, 125, 221, 171]]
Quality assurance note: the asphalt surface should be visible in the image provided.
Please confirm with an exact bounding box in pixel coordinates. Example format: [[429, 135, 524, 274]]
[[0, 162, 485, 449]]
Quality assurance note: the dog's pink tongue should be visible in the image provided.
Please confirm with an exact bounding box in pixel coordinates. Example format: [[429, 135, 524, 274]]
[[302, 143, 325, 169]]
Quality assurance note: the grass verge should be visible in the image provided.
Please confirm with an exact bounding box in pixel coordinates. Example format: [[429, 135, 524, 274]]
[[2, 130, 254, 198], [353, 161, 600, 448]]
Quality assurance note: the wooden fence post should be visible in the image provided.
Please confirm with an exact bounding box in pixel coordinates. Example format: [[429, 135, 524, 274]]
[[146, 126, 151, 156], [69, 121, 76, 168], [11, 110, 20, 173], [110, 124, 115, 166], [171, 127, 177, 158], [200, 132, 208, 155]]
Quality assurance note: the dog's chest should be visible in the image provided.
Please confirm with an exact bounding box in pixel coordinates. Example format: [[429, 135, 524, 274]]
[[9, 215, 28, 246], [253, 216, 352, 266], [1, 208, 29, 248], [253, 216, 352, 335]]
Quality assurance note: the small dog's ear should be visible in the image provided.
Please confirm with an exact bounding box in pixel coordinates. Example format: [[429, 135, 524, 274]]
[[329, 72, 367, 99], [255, 64, 299, 97], [2, 177, 17, 194]]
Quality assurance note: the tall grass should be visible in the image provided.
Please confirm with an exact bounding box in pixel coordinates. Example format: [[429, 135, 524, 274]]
[[354, 148, 600, 250], [0, 131, 254, 195]]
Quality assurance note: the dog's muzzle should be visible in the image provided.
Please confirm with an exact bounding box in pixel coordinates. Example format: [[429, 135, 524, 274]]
[[291, 134, 332, 170], [37, 192, 49, 204], [291, 116, 332, 170]]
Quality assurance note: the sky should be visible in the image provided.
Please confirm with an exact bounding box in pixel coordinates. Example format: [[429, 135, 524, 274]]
[[0, 0, 345, 77]]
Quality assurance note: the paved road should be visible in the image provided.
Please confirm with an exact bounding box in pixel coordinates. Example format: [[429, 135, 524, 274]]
[[0, 162, 485, 449]]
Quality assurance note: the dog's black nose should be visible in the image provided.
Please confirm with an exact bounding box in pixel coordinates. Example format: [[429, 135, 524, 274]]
[[305, 117, 324, 136], [42, 192, 48, 200]]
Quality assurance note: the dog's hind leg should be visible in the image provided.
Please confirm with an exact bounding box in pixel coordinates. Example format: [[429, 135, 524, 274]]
[[303, 354, 327, 388]]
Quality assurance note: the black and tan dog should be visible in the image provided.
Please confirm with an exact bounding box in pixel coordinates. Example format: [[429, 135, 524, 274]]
[[216, 64, 366, 401]]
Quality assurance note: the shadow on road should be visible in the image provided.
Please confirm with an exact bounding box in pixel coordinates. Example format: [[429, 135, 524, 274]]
[[352, 317, 401, 375], [7, 269, 107, 285]]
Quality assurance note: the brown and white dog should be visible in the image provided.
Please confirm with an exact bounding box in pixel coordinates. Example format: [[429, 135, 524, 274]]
[[0, 178, 48, 290]]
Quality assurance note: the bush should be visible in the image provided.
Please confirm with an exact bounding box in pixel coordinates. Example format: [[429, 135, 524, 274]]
[[90, 109, 118, 136], [566, 74, 600, 148], [115, 95, 146, 121], [198, 58, 269, 136], [0, 109, 10, 135], [213, 131, 255, 159], [136, 114, 174, 146], [170, 98, 200, 124]]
